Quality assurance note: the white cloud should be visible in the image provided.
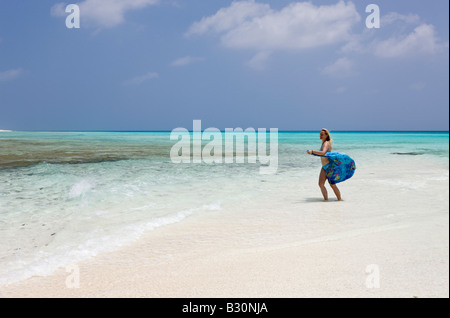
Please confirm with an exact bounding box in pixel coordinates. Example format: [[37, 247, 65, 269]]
[[321, 57, 356, 78], [51, 0, 159, 29], [0, 68, 24, 82], [171, 56, 204, 67], [186, 1, 361, 71], [341, 11, 422, 54], [341, 11, 447, 60], [123, 72, 158, 85], [340, 9, 447, 59], [187, 0, 361, 51], [186, 0, 271, 37], [373, 24, 444, 58]]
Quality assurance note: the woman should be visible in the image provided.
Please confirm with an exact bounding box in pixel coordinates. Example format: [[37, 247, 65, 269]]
[[307, 129, 342, 201]]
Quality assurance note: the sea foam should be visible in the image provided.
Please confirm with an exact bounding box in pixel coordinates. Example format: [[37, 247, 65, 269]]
[[0, 201, 221, 287], [69, 179, 94, 199]]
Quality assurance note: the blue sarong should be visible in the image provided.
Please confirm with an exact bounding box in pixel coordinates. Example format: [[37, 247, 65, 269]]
[[312, 152, 356, 184]]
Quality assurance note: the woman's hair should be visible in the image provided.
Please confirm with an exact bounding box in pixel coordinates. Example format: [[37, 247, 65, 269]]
[[321, 128, 332, 142]]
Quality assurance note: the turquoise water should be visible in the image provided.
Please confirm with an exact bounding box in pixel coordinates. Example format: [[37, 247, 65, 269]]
[[0, 131, 448, 285]]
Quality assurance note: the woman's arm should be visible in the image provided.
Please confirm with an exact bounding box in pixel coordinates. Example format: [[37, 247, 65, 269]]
[[308, 141, 330, 156]]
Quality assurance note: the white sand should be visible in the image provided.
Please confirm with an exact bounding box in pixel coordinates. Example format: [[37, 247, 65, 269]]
[[1, 204, 448, 298], [1, 161, 448, 298]]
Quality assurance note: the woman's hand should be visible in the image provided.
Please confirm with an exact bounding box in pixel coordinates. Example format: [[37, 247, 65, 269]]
[[307, 150, 313, 155]]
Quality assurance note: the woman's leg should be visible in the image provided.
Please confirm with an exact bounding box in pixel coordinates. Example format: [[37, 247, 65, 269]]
[[330, 184, 342, 201], [319, 168, 328, 201]]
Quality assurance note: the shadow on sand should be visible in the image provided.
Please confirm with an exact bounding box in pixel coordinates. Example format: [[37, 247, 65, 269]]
[[301, 197, 327, 203], [299, 197, 343, 203]]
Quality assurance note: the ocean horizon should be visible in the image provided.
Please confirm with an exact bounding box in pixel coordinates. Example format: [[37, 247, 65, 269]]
[[2, 130, 449, 133]]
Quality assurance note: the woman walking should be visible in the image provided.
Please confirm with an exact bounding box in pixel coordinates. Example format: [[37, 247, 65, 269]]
[[307, 129, 342, 201]]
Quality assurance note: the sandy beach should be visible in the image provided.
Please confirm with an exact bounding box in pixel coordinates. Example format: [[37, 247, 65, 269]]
[[1, 160, 448, 298], [1, 210, 448, 298]]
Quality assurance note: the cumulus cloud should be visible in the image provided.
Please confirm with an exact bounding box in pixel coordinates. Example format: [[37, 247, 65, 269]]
[[171, 56, 204, 67], [51, 0, 159, 29], [123, 72, 159, 85], [0, 68, 24, 82], [187, 0, 361, 51], [186, 0, 362, 70], [341, 9, 447, 59], [187, 1, 447, 67], [185, 0, 271, 37], [373, 24, 444, 58]]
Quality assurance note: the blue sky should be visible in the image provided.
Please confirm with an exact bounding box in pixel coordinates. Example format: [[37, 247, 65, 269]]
[[0, 0, 448, 131]]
